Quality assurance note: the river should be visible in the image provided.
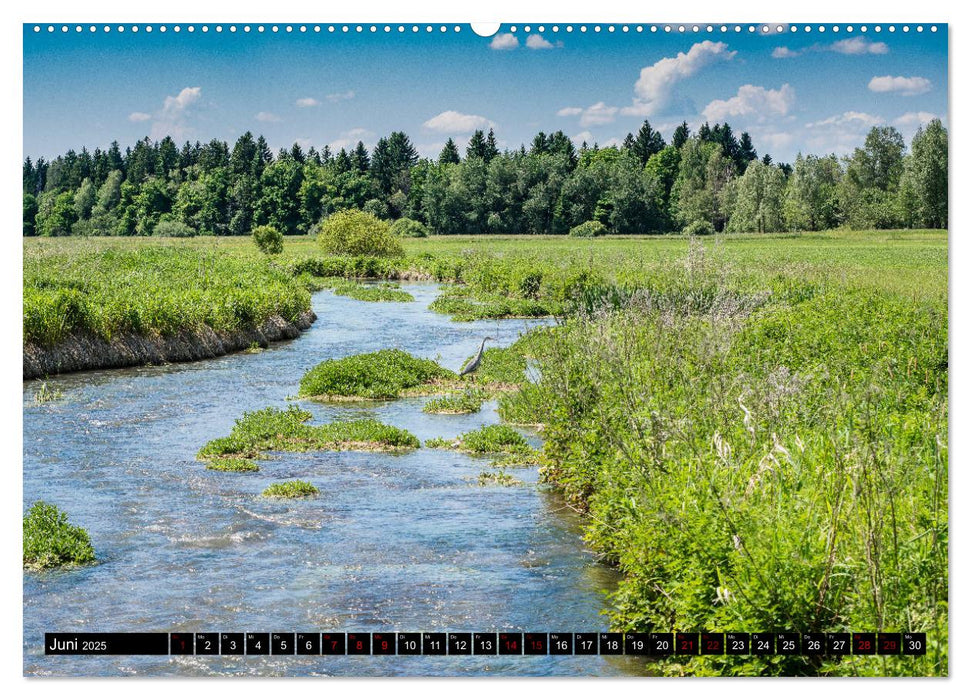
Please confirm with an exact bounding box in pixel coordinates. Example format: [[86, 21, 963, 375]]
[[22, 283, 643, 677]]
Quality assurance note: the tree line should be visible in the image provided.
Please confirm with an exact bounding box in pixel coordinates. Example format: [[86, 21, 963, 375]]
[[22, 117, 947, 238]]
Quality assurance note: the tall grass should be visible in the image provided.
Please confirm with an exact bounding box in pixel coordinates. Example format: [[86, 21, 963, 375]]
[[506, 256, 947, 675], [23, 243, 311, 346]]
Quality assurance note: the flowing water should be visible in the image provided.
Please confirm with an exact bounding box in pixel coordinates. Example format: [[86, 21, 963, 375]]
[[23, 283, 643, 677]]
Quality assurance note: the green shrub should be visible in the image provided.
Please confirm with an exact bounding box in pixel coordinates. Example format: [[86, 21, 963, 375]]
[[569, 220, 608, 238], [261, 480, 319, 498], [316, 209, 404, 258], [153, 217, 198, 238], [363, 198, 390, 220], [252, 224, 284, 255], [683, 220, 716, 236], [23, 501, 96, 570], [390, 217, 429, 238], [299, 349, 455, 399]]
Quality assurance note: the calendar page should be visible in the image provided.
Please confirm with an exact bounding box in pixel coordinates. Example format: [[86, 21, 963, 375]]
[[22, 20, 948, 678]]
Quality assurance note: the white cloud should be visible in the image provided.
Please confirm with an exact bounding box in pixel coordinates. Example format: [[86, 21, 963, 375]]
[[326, 90, 355, 102], [622, 41, 736, 117], [580, 102, 619, 127], [423, 110, 495, 133], [162, 86, 202, 117], [868, 75, 932, 96], [804, 111, 885, 155], [830, 37, 889, 55], [145, 86, 202, 140], [557, 107, 583, 117], [570, 130, 595, 145], [894, 111, 939, 128], [805, 111, 884, 129], [526, 34, 559, 50], [702, 84, 796, 122], [772, 46, 799, 59], [296, 97, 320, 107], [128, 112, 151, 122], [490, 33, 518, 50], [255, 111, 282, 123]]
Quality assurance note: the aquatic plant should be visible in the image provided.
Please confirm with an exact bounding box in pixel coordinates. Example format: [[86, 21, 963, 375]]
[[422, 389, 486, 414], [261, 480, 319, 499], [197, 405, 420, 460], [32, 382, 64, 403], [475, 469, 522, 487], [427, 424, 537, 464], [330, 280, 414, 303], [298, 349, 455, 399], [206, 458, 260, 472], [23, 501, 96, 571]]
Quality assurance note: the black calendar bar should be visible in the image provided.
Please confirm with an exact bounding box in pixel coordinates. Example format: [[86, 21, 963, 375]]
[[43, 632, 929, 656]]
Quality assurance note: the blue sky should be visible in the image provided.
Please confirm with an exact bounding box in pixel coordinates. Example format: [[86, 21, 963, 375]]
[[23, 23, 948, 164]]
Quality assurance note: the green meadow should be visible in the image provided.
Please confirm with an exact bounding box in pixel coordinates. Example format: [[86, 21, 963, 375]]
[[23, 229, 947, 675]]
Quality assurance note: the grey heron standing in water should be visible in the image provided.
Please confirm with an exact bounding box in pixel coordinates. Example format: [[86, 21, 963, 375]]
[[459, 336, 495, 379]]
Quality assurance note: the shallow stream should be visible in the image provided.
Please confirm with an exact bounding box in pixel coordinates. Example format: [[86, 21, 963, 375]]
[[23, 283, 642, 676]]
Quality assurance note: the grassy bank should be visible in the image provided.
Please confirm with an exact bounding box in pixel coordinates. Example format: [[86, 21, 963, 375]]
[[24, 240, 313, 347], [493, 241, 947, 675]]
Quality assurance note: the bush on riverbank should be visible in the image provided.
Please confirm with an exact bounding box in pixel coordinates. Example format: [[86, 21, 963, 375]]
[[197, 405, 420, 459], [316, 209, 404, 258], [390, 217, 429, 238], [23, 501, 96, 571], [299, 349, 455, 399]]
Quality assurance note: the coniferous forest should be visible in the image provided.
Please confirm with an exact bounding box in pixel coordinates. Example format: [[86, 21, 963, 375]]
[[23, 118, 947, 239]]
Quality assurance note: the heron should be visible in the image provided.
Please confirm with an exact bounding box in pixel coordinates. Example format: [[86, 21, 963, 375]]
[[459, 336, 495, 379]]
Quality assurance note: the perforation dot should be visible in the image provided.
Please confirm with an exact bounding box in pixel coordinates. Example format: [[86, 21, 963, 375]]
[[889, 26, 896, 33], [903, 26, 910, 32], [931, 26, 938, 32]]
